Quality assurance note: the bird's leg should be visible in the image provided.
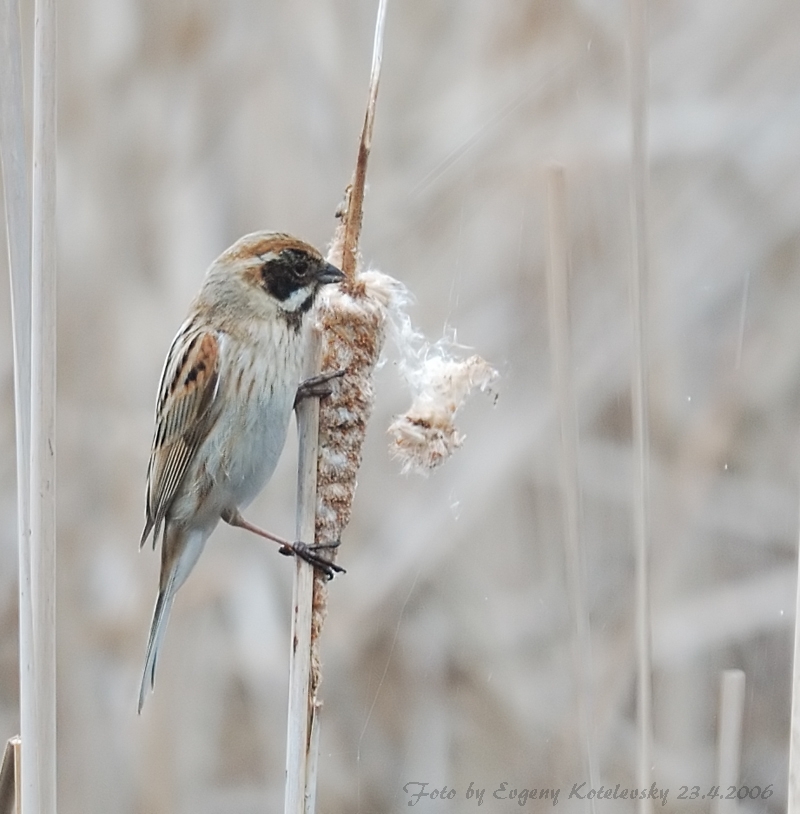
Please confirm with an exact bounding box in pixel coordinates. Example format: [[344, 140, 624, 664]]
[[293, 369, 345, 407], [222, 509, 345, 580], [222, 509, 290, 547]]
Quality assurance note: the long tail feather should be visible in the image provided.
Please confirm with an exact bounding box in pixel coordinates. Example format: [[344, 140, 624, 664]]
[[138, 522, 212, 712], [138, 586, 175, 713]]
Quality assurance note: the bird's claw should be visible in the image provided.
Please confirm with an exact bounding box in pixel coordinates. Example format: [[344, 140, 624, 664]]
[[294, 369, 346, 406], [279, 539, 345, 580]]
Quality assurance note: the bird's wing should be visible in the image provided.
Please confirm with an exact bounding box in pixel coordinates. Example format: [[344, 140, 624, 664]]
[[141, 325, 222, 547]]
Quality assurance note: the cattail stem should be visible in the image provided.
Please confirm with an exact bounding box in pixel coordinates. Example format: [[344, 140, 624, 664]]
[[628, 0, 653, 810], [283, 3, 389, 812], [30, 0, 58, 812], [309, 0, 389, 723], [285, 329, 323, 814], [304, 705, 321, 814]]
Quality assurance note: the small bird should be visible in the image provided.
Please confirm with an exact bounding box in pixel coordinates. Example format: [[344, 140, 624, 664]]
[[138, 231, 345, 712]]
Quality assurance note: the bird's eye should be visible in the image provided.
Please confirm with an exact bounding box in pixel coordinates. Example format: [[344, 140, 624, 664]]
[[260, 250, 304, 283], [281, 249, 307, 279], [261, 247, 317, 304]]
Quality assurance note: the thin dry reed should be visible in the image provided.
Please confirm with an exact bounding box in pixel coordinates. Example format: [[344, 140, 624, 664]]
[[2, 0, 55, 812], [30, 0, 58, 812], [628, 0, 653, 809], [284, 328, 324, 814], [0, 1, 32, 812], [545, 164, 597, 810]]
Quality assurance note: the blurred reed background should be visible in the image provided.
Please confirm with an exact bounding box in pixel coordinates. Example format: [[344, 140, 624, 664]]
[[1, 0, 799, 811]]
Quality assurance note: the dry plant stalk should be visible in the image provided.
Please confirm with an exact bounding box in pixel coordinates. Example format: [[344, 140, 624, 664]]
[[309, 0, 390, 722], [284, 330, 324, 814], [1, 0, 57, 811], [628, 0, 654, 809], [30, 0, 58, 809], [545, 164, 598, 807], [285, 1, 496, 809], [305, 0, 498, 701], [285, 6, 391, 812], [0, 4, 33, 814]]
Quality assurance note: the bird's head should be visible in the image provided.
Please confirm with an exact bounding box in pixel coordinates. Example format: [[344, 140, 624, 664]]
[[202, 231, 344, 324]]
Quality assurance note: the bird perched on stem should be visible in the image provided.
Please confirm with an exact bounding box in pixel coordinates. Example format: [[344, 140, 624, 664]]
[[138, 231, 345, 713]]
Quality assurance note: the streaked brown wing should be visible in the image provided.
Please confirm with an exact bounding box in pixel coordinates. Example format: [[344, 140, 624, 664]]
[[141, 326, 221, 547]]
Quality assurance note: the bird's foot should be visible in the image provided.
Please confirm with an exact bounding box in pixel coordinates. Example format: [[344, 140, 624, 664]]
[[279, 539, 345, 580], [294, 369, 345, 407]]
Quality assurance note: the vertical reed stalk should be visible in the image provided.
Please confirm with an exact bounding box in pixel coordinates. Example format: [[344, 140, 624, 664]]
[[30, 0, 58, 812], [628, 0, 653, 810], [545, 165, 597, 812], [0, 1, 33, 811], [284, 2, 388, 812], [714, 670, 745, 814], [285, 329, 323, 814]]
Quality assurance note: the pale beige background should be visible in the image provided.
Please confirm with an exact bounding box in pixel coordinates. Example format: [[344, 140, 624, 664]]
[[1, 0, 799, 812]]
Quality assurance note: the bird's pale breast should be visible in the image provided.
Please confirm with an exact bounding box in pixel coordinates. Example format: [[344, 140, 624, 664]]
[[176, 320, 305, 524]]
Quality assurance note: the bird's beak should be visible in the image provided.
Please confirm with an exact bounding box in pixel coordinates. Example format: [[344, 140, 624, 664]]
[[316, 262, 345, 285]]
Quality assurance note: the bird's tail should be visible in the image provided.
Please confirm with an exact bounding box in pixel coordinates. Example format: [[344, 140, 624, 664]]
[[138, 584, 175, 713]]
